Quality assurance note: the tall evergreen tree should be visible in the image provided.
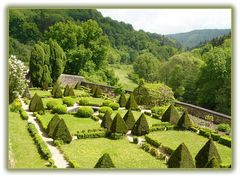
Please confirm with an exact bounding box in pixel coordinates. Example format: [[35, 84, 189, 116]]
[[63, 84, 70, 96], [47, 114, 61, 137], [68, 87, 75, 97], [52, 119, 72, 143], [118, 93, 127, 107], [161, 104, 180, 124], [29, 93, 44, 113], [167, 143, 195, 168], [195, 139, 222, 168], [41, 65, 52, 90], [132, 113, 149, 136], [49, 39, 66, 83], [177, 110, 192, 129]]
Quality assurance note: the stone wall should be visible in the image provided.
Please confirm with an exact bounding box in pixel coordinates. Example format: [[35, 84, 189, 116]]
[[175, 101, 231, 125], [58, 74, 84, 87]]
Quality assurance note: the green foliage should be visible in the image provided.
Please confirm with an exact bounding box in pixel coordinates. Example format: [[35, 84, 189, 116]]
[[91, 85, 97, 94], [94, 153, 115, 168], [63, 97, 75, 106], [20, 110, 28, 120], [99, 106, 113, 115], [53, 85, 63, 98], [47, 114, 61, 138], [109, 102, 120, 110], [218, 136, 231, 147], [217, 124, 231, 132], [10, 98, 23, 112], [177, 111, 192, 129], [46, 100, 59, 110], [118, 93, 127, 107], [133, 52, 161, 82], [41, 65, 52, 90], [75, 82, 81, 89], [195, 139, 222, 168], [102, 100, 112, 106], [125, 93, 139, 110], [123, 109, 135, 130], [79, 97, 90, 106], [22, 86, 31, 100], [167, 143, 195, 168], [29, 93, 45, 113], [63, 85, 70, 97], [110, 113, 128, 134], [52, 104, 67, 114], [101, 111, 112, 131], [205, 157, 220, 168], [93, 86, 102, 98], [161, 104, 180, 125], [76, 106, 94, 118], [132, 113, 149, 136], [151, 106, 169, 117], [52, 119, 72, 144], [68, 88, 75, 97], [133, 82, 175, 107]]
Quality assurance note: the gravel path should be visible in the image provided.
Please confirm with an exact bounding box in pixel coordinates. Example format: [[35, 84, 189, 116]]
[[19, 97, 69, 168]]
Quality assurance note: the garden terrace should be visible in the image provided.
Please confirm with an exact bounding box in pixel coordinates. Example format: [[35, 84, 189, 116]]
[[146, 130, 232, 165], [60, 137, 167, 168]]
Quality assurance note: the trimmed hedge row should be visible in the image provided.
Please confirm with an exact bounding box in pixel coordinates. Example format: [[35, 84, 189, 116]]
[[20, 110, 28, 120], [36, 114, 47, 131], [149, 125, 177, 132], [139, 142, 166, 160], [189, 126, 232, 148], [27, 123, 52, 160], [145, 135, 161, 148], [76, 131, 106, 139]]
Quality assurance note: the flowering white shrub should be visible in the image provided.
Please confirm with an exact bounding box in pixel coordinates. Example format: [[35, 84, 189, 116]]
[[9, 55, 28, 103]]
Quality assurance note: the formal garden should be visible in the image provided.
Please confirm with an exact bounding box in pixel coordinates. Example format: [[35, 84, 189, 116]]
[[9, 80, 232, 169]]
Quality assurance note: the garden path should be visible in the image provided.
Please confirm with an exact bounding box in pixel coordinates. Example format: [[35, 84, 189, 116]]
[[19, 97, 69, 168]]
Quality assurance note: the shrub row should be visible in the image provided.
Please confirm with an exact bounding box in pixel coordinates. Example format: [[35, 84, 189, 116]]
[[76, 106, 94, 118], [27, 123, 52, 160], [10, 98, 23, 112], [23, 97, 30, 105], [140, 142, 165, 160], [52, 104, 67, 114], [91, 115, 99, 121], [149, 125, 176, 132], [99, 106, 113, 115], [145, 135, 161, 148], [63, 97, 75, 106], [76, 131, 106, 139], [36, 114, 47, 131], [20, 110, 28, 120], [190, 126, 232, 148], [46, 100, 59, 110], [68, 160, 81, 168], [78, 97, 102, 107]]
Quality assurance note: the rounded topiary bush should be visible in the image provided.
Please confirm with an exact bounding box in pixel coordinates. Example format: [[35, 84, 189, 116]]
[[52, 104, 67, 114], [99, 106, 113, 115], [63, 97, 75, 107], [217, 123, 231, 132], [102, 100, 112, 107], [46, 100, 60, 110], [109, 102, 120, 110], [77, 106, 94, 118], [79, 97, 90, 106]]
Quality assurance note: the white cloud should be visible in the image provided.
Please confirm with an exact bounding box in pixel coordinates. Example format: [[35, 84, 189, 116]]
[[98, 9, 231, 34]]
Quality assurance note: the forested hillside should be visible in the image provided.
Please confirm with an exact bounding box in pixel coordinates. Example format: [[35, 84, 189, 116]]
[[167, 29, 230, 49], [9, 9, 231, 115]]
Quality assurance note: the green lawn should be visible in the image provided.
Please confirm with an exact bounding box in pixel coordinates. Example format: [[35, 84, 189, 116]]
[[39, 112, 101, 135], [8, 111, 48, 168], [111, 65, 138, 91], [87, 97, 105, 106], [61, 137, 166, 168], [147, 131, 232, 165], [29, 88, 51, 98], [111, 109, 161, 127]]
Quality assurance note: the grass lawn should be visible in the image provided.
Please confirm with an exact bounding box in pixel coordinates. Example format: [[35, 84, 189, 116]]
[[61, 137, 166, 168], [111, 109, 162, 127], [111, 64, 138, 91], [8, 111, 48, 168], [147, 130, 232, 165], [39, 112, 101, 135], [42, 97, 63, 108], [29, 88, 51, 98], [87, 97, 105, 106]]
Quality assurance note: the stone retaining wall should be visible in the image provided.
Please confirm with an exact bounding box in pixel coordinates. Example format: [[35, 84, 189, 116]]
[[58, 74, 84, 87], [175, 101, 231, 125]]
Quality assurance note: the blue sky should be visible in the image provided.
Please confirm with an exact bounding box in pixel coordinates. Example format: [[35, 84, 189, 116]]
[[98, 9, 231, 35]]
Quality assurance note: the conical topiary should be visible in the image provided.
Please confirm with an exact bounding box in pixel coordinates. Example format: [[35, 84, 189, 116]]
[[47, 114, 61, 137], [93, 86, 102, 98], [110, 113, 128, 134], [94, 153, 115, 168], [177, 110, 192, 129], [204, 157, 220, 168], [75, 81, 81, 90], [195, 139, 222, 168], [68, 87, 75, 97], [167, 143, 195, 168], [63, 84, 70, 97], [51, 82, 59, 96], [132, 113, 149, 136], [91, 85, 97, 94], [52, 119, 72, 143], [29, 93, 45, 113], [123, 109, 135, 130], [125, 93, 138, 110], [161, 104, 180, 125], [101, 111, 113, 131], [118, 93, 127, 107], [54, 85, 63, 98]]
